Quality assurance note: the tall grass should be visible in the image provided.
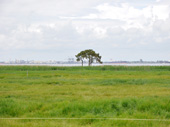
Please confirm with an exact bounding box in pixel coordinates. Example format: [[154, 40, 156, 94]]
[[0, 66, 170, 126], [0, 97, 170, 118], [0, 65, 170, 71]]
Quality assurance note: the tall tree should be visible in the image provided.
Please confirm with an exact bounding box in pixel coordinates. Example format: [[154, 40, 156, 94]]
[[75, 49, 102, 66]]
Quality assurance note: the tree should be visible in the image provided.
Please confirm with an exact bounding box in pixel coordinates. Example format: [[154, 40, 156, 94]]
[[75, 51, 86, 66], [75, 49, 102, 66]]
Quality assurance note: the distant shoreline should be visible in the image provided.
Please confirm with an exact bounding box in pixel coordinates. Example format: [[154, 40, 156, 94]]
[[0, 63, 170, 66]]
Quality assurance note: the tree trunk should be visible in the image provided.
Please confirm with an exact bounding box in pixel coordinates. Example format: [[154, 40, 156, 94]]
[[88, 56, 91, 66], [88, 59, 90, 66], [81, 60, 83, 66]]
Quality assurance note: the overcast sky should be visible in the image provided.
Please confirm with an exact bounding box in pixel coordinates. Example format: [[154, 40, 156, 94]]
[[0, 0, 170, 61]]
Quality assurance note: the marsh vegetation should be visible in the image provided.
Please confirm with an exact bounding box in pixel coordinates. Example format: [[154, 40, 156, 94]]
[[0, 66, 170, 127]]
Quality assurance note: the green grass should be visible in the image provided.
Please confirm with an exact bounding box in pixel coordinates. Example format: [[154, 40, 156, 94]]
[[0, 66, 170, 127]]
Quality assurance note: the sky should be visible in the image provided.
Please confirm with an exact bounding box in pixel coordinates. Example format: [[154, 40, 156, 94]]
[[0, 0, 170, 61]]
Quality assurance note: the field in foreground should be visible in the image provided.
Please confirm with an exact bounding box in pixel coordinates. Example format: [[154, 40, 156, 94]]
[[0, 66, 170, 127]]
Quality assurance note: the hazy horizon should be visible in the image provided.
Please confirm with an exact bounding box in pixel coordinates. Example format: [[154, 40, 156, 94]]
[[0, 0, 170, 61]]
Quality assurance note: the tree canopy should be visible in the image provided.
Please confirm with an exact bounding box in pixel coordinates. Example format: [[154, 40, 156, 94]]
[[75, 49, 102, 66]]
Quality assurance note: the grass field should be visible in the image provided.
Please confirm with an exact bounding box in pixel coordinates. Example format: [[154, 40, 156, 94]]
[[0, 66, 170, 127]]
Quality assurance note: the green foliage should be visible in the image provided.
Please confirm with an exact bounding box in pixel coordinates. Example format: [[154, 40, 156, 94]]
[[0, 66, 170, 127], [75, 49, 102, 66], [0, 65, 170, 71]]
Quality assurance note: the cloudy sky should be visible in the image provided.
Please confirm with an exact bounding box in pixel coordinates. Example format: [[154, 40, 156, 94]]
[[0, 0, 170, 61]]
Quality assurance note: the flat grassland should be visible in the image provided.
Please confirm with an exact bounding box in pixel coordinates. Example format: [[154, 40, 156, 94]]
[[0, 66, 170, 127]]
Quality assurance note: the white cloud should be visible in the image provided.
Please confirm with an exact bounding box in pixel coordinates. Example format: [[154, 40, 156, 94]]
[[81, 2, 170, 26], [0, 0, 170, 61]]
